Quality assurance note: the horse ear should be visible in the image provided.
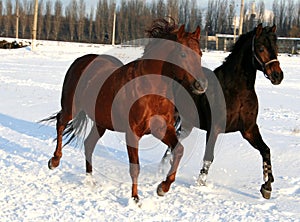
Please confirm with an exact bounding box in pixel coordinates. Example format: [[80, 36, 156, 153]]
[[271, 24, 277, 33], [256, 23, 263, 37], [194, 26, 201, 39], [177, 24, 185, 39]]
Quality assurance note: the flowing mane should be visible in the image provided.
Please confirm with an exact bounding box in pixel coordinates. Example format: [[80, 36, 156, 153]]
[[144, 18, 178, 54], [223, 29, 255, 65]]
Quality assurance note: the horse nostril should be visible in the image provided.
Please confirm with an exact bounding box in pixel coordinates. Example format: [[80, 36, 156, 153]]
[[272, 72, 279, 80], [194, 81, 201, 89], [194, 79, 208, 92], [271, 71, 283, 85]]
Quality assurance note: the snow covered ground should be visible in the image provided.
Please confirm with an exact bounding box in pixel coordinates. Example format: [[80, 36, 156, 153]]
[[0, 40, 299, 221]]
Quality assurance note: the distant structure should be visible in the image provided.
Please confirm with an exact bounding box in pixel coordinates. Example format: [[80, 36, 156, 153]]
[[249, 0, 257, 29]]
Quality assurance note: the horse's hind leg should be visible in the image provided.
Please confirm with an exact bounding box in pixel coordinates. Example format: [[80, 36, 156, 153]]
[[84, 123, 105, 174], [242, 125, 274, 199], [198, 128, 219, 185], [49, 110, 72, 169], [126, 132, 141, 203], [157, 126, 184, 196]]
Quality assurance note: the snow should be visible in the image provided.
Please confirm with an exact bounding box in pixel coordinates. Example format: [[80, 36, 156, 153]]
[[0, 40, 299, 221]]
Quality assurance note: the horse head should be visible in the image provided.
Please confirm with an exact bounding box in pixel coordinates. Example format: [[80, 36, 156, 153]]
[[144, 19, 207, 95], [253, 24, 283, 85], [167, 24, 208, 94]]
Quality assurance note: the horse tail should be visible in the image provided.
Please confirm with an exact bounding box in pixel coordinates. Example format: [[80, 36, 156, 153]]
[[62, 111, 89, 146], [40, 110, 89, 147], [39, 112, 58, 124]]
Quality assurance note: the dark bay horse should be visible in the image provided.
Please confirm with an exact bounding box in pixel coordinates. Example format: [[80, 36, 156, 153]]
[[45, 19, 207, 203], [162, 24, 283, 199]]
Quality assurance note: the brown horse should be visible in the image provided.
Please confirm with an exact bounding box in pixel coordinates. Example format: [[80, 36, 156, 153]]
[[162, 24, 283, 199], [45, 19, 207, 203]]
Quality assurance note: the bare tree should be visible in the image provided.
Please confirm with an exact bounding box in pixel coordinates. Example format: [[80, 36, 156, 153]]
[[189, 0, 198, 31], [2, 0, 297, 44], [279, 0, 287, 35], [150, 1, 157, 18], [66, 0, 78, 41], [257, 0, 265, 24], [78, 0, 86, 41], [167, 0, 178, 21], [53, 0, 63, 41], [95, 0, 102, 43], [19, 0, 28, 38], [297, 0, 300, 27], [37, 0, 44, 39], [117, 0, 129, 43], [272, 0, 279, 25], [45, 0, 52, 39], [88, 7, 94, 42], [178, 0, 189, 25], [4, 0, 13, 36], [206, 0, 215, 35], [286, 0, 294, 30], [217, 0, 228, 33], [157, 0, 166, 18], [101, 0, 109, 42], [228, 0, 236, 33], [0, 1, 3, 35], [212, 0, 220, 34]]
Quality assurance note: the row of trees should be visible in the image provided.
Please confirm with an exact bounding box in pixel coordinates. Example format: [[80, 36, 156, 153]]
[[205, 0, 300, 36], [0, 0, 300, 44]]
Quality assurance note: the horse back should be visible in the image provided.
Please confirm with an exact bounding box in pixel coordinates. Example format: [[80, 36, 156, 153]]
[[60, 54, 123, 117]]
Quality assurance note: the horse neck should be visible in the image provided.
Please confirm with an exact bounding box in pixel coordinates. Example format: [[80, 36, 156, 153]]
[[216, 36, 257, 90], [141, 40, 177, 79], [142, 39, 175, 60]]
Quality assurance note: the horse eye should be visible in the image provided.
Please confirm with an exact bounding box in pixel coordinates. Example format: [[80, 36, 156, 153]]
[[181, 52, 186, 58], [259, 46, 264, 52]]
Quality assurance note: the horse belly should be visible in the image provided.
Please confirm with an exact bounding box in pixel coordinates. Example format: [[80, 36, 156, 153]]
[[224, 96, 242, 132], [92, 91, 116, 131]]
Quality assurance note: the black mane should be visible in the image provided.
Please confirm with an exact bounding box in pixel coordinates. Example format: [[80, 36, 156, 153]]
[[223, 29, 255, 65]]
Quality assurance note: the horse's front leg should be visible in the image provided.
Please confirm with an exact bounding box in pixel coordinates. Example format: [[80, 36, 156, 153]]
[[242, 125, 274, 199], [159, 118, 192, 173], [157, 126, 184, 196], [126, 132, 141, 203]]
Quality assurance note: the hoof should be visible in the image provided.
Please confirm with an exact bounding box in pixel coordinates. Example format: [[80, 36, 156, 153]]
[[129, 197, 142, 208], [48, 158, 56, 170], [133, 196, 140, 204], [157, 184, 166, 197], [197, 173, 207, 186], [260, 184, 271, 199]]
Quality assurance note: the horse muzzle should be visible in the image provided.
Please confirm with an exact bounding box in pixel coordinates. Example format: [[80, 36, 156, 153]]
[[192, 79, 208, 95], [269, 71, 284, 85]]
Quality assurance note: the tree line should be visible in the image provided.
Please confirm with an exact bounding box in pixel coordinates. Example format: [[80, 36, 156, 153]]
[[0, 0, 300, 44]]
